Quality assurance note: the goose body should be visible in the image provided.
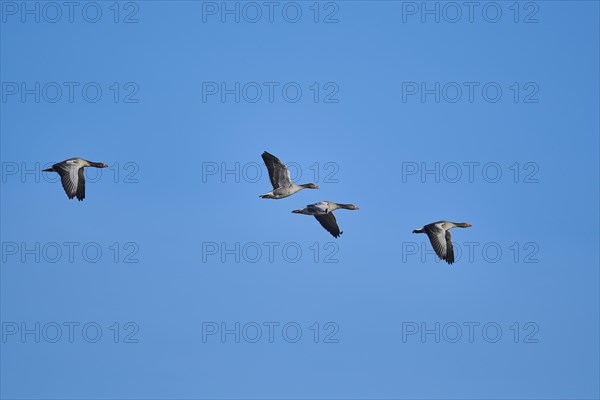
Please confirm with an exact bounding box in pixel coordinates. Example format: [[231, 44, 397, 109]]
[[260, 151, 318, 199], [413, 221, 472, 264], [43, 158, 108, 201], [293, 201, 359, 238]]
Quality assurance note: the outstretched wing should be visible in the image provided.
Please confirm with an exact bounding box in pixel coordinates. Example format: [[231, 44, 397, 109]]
[[444, 230, 454, 264], [424, 224, 452, 264], [314, 213, 342, 238], [53, 162, 82, 200], [262, 151, 292, 189], [75, 168, 86, 201]]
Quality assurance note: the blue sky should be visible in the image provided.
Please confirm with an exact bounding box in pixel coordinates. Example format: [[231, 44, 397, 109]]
[[1, 1, 599, 399]]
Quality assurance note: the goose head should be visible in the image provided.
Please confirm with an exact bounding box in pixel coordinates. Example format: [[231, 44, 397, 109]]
[[82, 159, 109, 168], [302, 183, 319, 189], [91, 162, 109, 168], [332, 203, 359, 210]]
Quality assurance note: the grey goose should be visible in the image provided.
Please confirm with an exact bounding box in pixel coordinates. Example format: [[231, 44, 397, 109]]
[[413, 221, 472, 264], [260, 151, 318, 199], [292, 201, 359, 238], [43, 157, 108, 201]]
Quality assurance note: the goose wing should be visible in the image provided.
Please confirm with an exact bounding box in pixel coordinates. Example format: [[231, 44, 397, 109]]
[[75, 168, 86, 201], [314, 213, 342, 238], [444, 230, 455, 264], [53, 161, 84, 200], [424, 223, 452, 264], [262, 151, 292, 189]]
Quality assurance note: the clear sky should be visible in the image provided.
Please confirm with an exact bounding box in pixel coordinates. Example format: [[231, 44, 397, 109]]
[[1, 1, 599, 399]]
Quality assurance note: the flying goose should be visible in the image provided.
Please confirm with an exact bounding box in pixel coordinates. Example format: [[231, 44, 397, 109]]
[[43, 158, 108, 201], [292, 201, 359, 238], [260, 151, 319, 199], [413, 221, 472, 264]]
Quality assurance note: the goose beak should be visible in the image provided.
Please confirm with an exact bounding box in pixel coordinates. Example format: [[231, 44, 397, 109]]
[[466, 223, 472, 227], [292, 210, 302, 214], [101, 164, 109, 168]]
